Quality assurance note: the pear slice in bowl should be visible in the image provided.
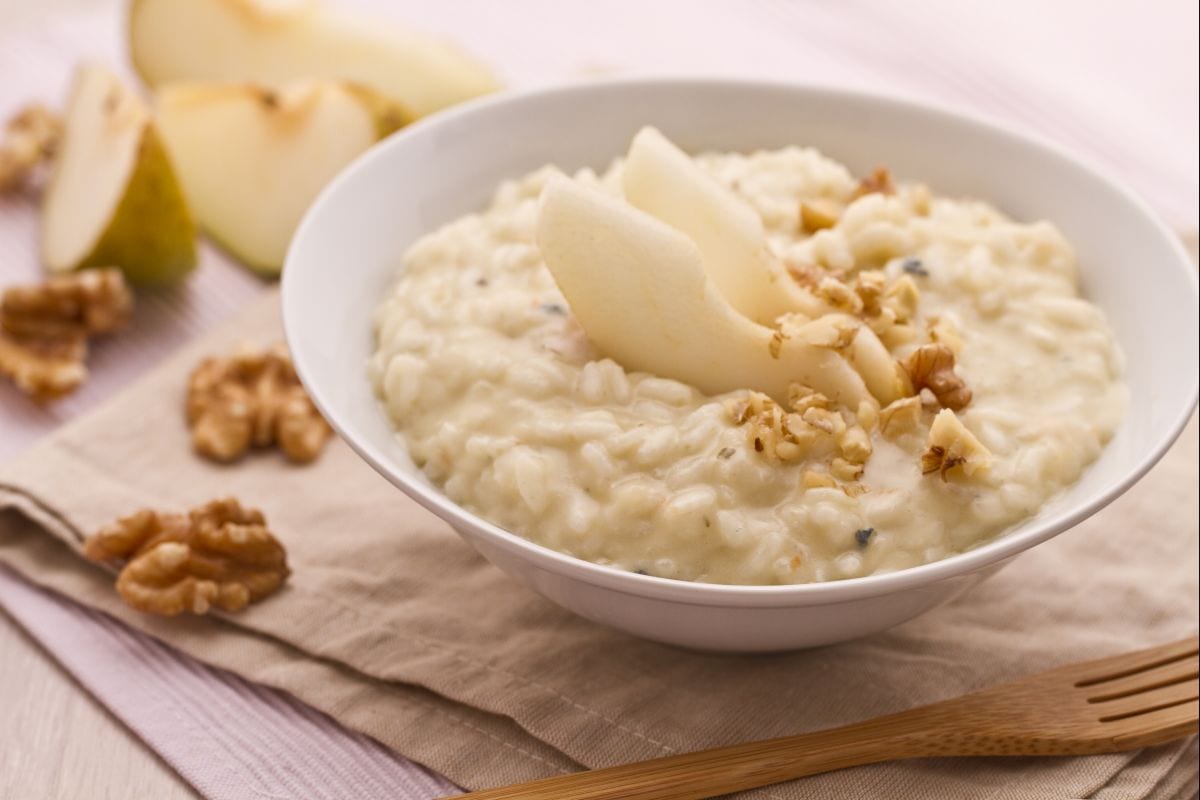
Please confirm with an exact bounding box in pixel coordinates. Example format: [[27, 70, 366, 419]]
[[155, 80, 409, 275], [41, 63, 196, 285], [622, 126, 824, 325], [536, 175, 872, 406]]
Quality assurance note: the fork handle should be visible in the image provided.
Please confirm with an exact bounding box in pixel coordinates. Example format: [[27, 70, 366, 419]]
[[444, 717, 932, 800]]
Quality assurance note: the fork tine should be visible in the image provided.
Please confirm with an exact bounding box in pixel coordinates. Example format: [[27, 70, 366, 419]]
[[1073, 636, 1199, 687], [1094, 681, 1199, 721], [1086, 657, 1199, 702], [1107, 699, 1199, 750]]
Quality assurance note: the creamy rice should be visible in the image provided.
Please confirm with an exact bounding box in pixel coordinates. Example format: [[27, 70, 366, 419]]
[[369, 146, 1126, 585]]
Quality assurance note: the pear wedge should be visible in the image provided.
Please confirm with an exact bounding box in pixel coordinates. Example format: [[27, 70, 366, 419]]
[[42, 64, 196, 285], [536, 176, 872, 406], [621, 127, 823, 325], [155, 80, 408, 275], [128, 0, 498, 118]]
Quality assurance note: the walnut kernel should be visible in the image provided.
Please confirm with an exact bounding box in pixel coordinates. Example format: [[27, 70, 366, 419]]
[[799, 198, 843, 232], [901, 343, 972, 410], [920, 409, 993, 480], [852, 166, 895, 198], [801, 470, 837, 489], [853, 270, 887, 316], [84, 498, 289, 616], [816, 277, 864, 315], [0, 268, 131, 402], [0, 334, 87, 401], [186, 345, 331, 463], [2, 267, 132, 339], [830, 457, 865, 482], [838, 425, 873, 463], [0, 104, 61, 192], [881, 275, 920, 322], [790, 313, 860, 349]]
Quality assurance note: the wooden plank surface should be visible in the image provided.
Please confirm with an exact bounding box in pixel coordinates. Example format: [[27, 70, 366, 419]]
[[0, 608, 197, 800]]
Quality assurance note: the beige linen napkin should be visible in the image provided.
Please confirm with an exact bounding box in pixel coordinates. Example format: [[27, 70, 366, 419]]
[[1, 289, 1196, 799]]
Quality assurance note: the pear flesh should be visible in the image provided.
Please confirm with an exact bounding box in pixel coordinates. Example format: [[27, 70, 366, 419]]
[[536, 176, 872, 407], [155, 81, 406, 274], [42, 64, 196, 284], [621, 126, 824, 325], [129, 0, 498, 118]]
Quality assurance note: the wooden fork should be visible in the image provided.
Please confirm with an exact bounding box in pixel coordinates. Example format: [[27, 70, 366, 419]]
[[449, 636, 1199, 800]]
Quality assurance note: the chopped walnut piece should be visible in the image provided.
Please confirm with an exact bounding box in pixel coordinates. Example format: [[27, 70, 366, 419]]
[[878, 396, 922, 438], [790, 313, 860, 349], [881, 275, 920, 322], [830, 457, 864, 482], [728, 391, 844, 463], [840, 482, 870, 498], [186, 344, 332, 464], [920, 409, 993, 480], [786, 260, 840, 290], [0, 104, 62, 192], [787, 383, 830, 414], [852, 166, 895, 199], [901, 343, 972, 410], [838, 425, 873, 463], [799, 198, 843, 232], [84, 498, 289, 616], [853, 270, 887, 316], [0, 268, 131, 402], [801, 406, 846, 437], [801, 469, 837, 489], [816, 276, 864, 315]]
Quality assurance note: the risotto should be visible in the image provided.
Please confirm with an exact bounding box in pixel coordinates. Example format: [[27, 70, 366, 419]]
[[369, 136, 1126, 585]]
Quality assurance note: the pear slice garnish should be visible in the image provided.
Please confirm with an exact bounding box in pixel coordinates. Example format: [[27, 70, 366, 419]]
[[536, 176, 872, 406], [621, 126, 823, 325]]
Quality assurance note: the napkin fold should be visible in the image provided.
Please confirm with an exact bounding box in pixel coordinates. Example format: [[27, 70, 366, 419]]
[[1, 289, 1196, 799]]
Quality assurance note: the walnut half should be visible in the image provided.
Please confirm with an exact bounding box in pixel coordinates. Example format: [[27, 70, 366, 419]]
[[0, 268, 132, 402], [84, 498, 289, 616], [901, 343, 972, 410], [0, 104, 62, 193], [2, 267, 132, 339], [186, 345, 332, 464]]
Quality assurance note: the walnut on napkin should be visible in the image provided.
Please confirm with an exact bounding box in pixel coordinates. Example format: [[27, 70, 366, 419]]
[[0, 104, 62, 193], [186, 343, 332, 464], [84, 498, 290, 616], [0, 268, 132, 401]]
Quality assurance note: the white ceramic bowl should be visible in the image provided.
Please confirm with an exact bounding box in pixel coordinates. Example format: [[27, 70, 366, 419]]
[[282, 79, 1198, 652]]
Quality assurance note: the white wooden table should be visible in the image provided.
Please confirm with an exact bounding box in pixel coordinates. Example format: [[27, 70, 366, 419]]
[[0, 612, 197, 799]]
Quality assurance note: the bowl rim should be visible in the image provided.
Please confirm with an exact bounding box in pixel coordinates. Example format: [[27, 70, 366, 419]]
[[283, 76, 1199, 609]]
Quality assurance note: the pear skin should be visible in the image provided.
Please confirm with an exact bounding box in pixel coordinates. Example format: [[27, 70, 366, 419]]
[[80, 126, 197, 284]]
